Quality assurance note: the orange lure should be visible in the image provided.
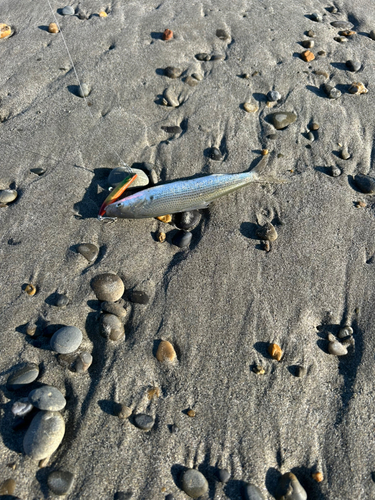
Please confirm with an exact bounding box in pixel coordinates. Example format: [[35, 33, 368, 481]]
[[98, 173, 137, 217]]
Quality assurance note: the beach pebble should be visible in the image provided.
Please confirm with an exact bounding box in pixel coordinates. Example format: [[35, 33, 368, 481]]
[[312, 472, 324, 482], [269, 112, 297, 130], [192, 73, 203, 81], [174, 210, 201, 231], [162, 29, 173, 41], [330, 166, 342, 177], [165, 67, 182, 79], [25, 283, 37, 296], [91, 273, 125, 302], [23, 410, 65, 460], [141, 162, 158, 185], [243, 483, 265, 500], [117, 404, 132, 419], [7, 363, 39, 390], [157, 231, 166, 243], [0, 189, 17, 204], [252, 365, 266, 375], [275, 472, 307, 500], [331, 21, 353, 29], [101, 301, 127, 320], [48, 23, 59, 33], [0, 23, 12, 39], [100, 314, 125, 341], [77, 243, 99, 262], [28, 386, 66, 411], [338, 326, 353, 338], [210, 147, 223, 160], [267, 90, 281, 102], [185, 76, 199, 87], [161, 125, 182, 134], [78, 83, 90, 97], [334, 36, 347, 43], [55, 293, 69, 308], [244, 102, 259, 113], [114, 493, 133, 500], [328, 337, 348, 356], [165, 495, 175, 500], [181, 469, 208, 499], [301, 50, 315, 62], [268, 343, 283, 361], [346, 60, 361, 72], [187, 409, 196, 417], [163, 88, 179, 107], [62, 5, 75, 15], [134, 413, 154, 431], [301, 40, 314, 48], [50, 326, 82, 354], [129, 290, 149, 304], [311, 12, 322, 22], [108, 167, 149, 189], [348, 82, 368, 94], [296, 366, 306, 377], [370, 30, 375, 40], [0, 478, 16, 495], [30, 167, 46, 175], [172, 230, 192, 248], [353, 174, 375, 194], [323, 84, 341, 99], [47, 470, 74, 496], [307, 30, 316, 37], [99, 11, 107, 17], [217, 469, 230, 483], [309, 122, 319, 131], [156, 340, 176, 362], [340, 146, 350, 160], [211, 53, 225, 61], [314, 70, 329, 78], [75, 352, 93, 373], [256, 222, 278, 241], [216, 28, 230, 40], [195, 53, 211, 61], [12, 398, 34, 417]]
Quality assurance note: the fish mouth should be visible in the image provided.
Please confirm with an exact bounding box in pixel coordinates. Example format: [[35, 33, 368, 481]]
[[104, 203, 118, 217]]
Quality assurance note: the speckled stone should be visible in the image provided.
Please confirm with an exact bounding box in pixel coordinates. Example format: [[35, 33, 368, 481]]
[[7, 363, 39, 390], [0, 189, 17, 204], [181, 469, 208, 499], [77, 243, 99, 263], [275, 473, 307, 500], [91, 273, 125, 302], [243, 483, 265, 500], [129, 290, 149, 304], [165, 67, 182, 79], [269, 112, 297, 130], [174, 210, 201, 231], [100, 314, 125, 341], [107, 167, 149, 189], [330, 166, 342, 177], [134, 413, 154, 431], [172, 230, 192, 248], [23, 411, 65, 460], [50, 326, 82, 354], [78, 83, 90, 97], [28, 386, 66, 411], [217, 469, 230, 483], [47, 470, 74, 496], [353, 174, 375, 194]]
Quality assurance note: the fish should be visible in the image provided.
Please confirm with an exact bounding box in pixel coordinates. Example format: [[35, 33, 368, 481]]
[[103, 158, 280, 219]]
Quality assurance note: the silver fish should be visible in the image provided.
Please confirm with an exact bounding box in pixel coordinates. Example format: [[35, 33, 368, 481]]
[[104, 162, 275, 219]]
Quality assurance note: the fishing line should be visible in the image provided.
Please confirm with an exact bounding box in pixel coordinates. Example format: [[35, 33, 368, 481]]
[[45, 0, 132, 172]]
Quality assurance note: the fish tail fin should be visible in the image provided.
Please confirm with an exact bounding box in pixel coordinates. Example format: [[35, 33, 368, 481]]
[[249, 153, 286, 184]]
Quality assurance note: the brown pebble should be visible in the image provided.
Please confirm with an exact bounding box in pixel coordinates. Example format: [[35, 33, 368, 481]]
[[307, 30, 316, 37], [0, 23, 12, 39], [25, 284, 37, 296], [156, 215, 172, 223], [157, 231, 166, 243], [156, 340, 176, 362], [26, 323, 37, 336], [301, 40, 314, 48], [263, 241, 271, 252], [163, 29, 173, 41], [268, 343, 283, 361], [243, 102, 259, 113], [312, 472, 323, 483], [301, 50, 315, 62], [117, 404, 132, 419], [48, 22, 59, 33], [256, 222, 278, 242], [356, 201, 367, 208], [340, 30, 355, 37], [334, 36, 347, 43], [252, 365, 266, 375], [187, 409, 196, 417], [261, 149, 269, 156], [0, 478, 16, 495], [310, 122, 319, 131]]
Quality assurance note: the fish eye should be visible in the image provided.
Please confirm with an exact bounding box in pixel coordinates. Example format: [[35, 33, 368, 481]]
[[150, 195, 154, 201], [116, 203, 121, 207]]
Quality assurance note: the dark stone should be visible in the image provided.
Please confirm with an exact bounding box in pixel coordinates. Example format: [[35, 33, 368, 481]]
[[216, 29, 230, 40], [323, 84, 341, 99], [165, 67, 182, 79], [77, 243, 99, 263], [47, 470, 74, 496], [275, 472, 307, 500], [172, 230, 192, 249], [161, 126, 182, 134], [353, 174, 375, 194], [209, 147, 223, 160], [30, 167, 46, 175], [129, 291, 149, 304], [195, 53, 211, 61], [346, 60, 361, 72], [55, 294, 69, 307], [165, 495, 175, 500], [242, 483, 265, 500], [269, 112, 297, 130], [134, 413, 154, 431], [217, 469, 230, 483], [174, 211, 201, 231], [114, 492, 133, 500], [7, 363, 39, 390]]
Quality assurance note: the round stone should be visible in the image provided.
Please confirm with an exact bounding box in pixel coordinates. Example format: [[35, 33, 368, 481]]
[[216, 28, 230, 40], [301, 40, 314, 48], [328, 339, 348, 356], [75, 352, 93, 373], [353, 174, 375, 194], [323, 84, 341, 99], [161, 125, 182, 134], [28, 386, 66, 411], [311, 12, 322, 22], [163, 88, 179, 107], [101, 301, 127, 320], [268, 343, 283, 361], [346, 60, 361, 72], [77, 243, 99, 262], [0, 189, 17, 204], [156, 340, 176, 362], [117, 404, 132, 419], [107, 167, 149, 189], [50, 326, 83, 354], [165, 67, 182, 79], [331, 21, 353, 29], [12, 398, 34, 417], [100, 313, 124, 341], [47, 470, 74, 495], [217, 469, 230, 483], [55, 294, 69, 307], [30, 167, 46, 175], [256, 222, 277, 241], [91, 273, 125, 302], [210, 147, 223, 160], [269, 112, 297, 130], [307, 30, 316, 37], [0, 479, 16, 495], [174, 210, 201, 231], [78, 83, 90, 97], [195, 53, 210, 61], [275, 473, 307, 500], [338, 326, 353, 338], [172, 230, 192, 248], [7, 363, 39, 390], [134, 413, 154, 431], [181, 469, 208, 499], [23, 411, 65, 460], [243, 483, 265, 500], [267, 90, 281, 101], [129, 290, 149, 304], [62, 5, 75, 15], [310, 122, 319, 131]]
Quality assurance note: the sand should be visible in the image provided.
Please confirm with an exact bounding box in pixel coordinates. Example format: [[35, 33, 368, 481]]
[[1, 0, 375, 498]]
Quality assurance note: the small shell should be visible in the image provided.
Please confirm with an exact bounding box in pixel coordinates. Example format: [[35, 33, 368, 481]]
[[156, 215, 172, 223], [25, 284, 37, 296], [48, 23, 59, 34], [157, 231, 166, 243], [0, 23, 12, 39], [268, 343, 283, 361]]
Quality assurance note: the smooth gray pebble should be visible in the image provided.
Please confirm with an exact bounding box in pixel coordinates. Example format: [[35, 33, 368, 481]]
[[50, 326, 82, 354], [47, 470, 74, 495], [62, 5, 75, 15], [77, 243, 99, 263], [28, 385, 66, 411], [181, 469, 208, 499], [242, 483, 265, 500], [134, 413, 154, 431], [7, 363, 39, 390]]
